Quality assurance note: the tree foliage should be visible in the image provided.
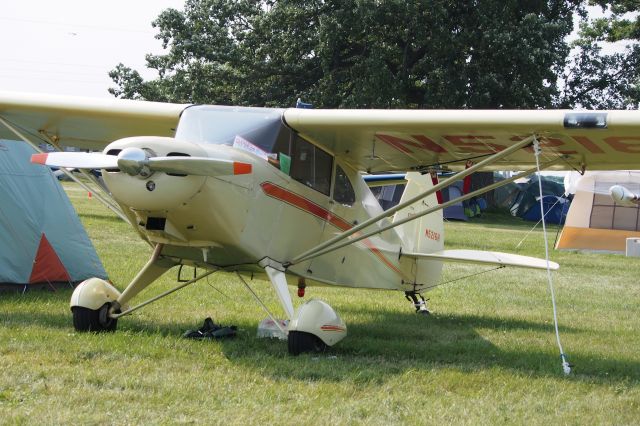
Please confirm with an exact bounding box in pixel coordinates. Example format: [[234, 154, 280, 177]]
[[110, 0, 584, 109], [558, 1, 640, 109]]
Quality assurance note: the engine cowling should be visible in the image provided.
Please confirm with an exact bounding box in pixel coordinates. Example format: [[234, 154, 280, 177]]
[[101, 137, 207, 211]]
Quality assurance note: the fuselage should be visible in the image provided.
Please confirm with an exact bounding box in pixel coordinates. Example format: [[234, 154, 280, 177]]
[[100, 105, 442, 291]]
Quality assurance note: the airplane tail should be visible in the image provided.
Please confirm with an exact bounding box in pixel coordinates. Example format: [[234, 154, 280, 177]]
[[392, 172, 444, 286], [392, 173, 558, 288], [392, 172, 444, 254]]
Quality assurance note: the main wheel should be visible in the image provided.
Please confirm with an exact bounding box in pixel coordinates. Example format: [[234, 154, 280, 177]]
[[288, 331, 327, 355], [72, 303, 118, 332]]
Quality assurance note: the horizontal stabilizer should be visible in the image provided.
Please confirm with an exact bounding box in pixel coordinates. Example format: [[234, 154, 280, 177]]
[[405, 249, 559, 270]]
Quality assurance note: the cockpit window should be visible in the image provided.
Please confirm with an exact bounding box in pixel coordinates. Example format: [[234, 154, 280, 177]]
[[176, 105, 334, 195], [289, 134, 333, 196], [333, 165, 356, 206]]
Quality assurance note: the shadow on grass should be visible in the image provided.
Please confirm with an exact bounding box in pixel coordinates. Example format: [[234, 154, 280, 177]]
[[221, 308, 640, 385], [78, 213, 127, 225], [2, 289, 638, 385]]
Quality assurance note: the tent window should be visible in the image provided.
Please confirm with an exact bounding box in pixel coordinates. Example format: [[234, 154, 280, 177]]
[[590, 206, 615, 229], [613, 207, 639, 231]]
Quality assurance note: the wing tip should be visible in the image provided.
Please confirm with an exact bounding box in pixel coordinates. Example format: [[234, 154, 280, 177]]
[[31, 153, 48, 165]]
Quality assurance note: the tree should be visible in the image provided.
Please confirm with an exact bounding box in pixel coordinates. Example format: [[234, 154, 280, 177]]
[[109, 0, 583, 109], [558, 1, 640, 109]]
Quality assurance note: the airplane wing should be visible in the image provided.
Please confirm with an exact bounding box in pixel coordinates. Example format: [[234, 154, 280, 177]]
[[283, 109, 640, 172], [0, 91, 189, 151], [2, 91, 638, 172]]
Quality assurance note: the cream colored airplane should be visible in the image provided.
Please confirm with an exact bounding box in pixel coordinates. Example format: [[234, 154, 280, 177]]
[[1, 91, 639, 354]]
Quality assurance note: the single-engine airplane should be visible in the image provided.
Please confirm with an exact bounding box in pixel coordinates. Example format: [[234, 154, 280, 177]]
[[1, 91, 639, 354]]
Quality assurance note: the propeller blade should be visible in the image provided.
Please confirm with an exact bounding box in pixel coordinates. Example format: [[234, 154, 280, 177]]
[[31, 150, 252, 177], [31, 152, 118, 169], [147, 157, 252, 177]]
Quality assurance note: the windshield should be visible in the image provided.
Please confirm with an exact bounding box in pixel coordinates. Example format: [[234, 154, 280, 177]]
[[175, 105, 285, 154]]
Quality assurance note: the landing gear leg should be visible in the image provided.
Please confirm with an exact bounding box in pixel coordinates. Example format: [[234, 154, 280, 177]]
[[405, 291, 430, 315], [70, 244, 175, 332], [259, 260, 346, 355]]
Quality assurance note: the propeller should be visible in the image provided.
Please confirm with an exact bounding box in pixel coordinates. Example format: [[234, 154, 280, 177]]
[[31, 147, 252, 177]]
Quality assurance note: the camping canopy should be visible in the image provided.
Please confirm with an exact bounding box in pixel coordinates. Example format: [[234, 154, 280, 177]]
[[556, 171, 640, 252], [0, 140, 107, 286]]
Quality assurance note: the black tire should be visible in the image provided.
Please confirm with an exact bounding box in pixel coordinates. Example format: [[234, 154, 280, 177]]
[[288, 331, 327, 355], [72, 303, 117, 332]]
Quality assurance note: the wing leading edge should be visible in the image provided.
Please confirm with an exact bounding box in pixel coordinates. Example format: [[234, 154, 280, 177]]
[[2, 91, 639, 172], [283, 109, 640, 172], [0, 91, 189, 150]]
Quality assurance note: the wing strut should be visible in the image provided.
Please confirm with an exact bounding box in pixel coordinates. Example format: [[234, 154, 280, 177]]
[[288, 151, 565, 266], [288, 135, 536, 266], [287, 157, 563, 265], [0, 116, 131, 224]]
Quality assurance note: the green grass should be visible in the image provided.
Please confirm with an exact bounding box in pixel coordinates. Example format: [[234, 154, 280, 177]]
[[1, 183, 640, 424]]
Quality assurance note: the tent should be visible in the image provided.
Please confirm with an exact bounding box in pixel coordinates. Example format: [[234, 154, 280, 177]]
[[493, 173, 521, 208], [556, 171, 640, 252], [440, 181, 468, 221], [509, 175, 566, 218], [0, 140, 107, 289], [521, 195, 569, 224], [367, 173, 488, 220]]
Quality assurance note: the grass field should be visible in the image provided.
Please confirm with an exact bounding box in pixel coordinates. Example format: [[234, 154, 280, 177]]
[[1, 184, 639, 425]]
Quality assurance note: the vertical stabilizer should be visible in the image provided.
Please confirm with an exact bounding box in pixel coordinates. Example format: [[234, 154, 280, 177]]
[[392, 172, 444, 253], [393, 172, 444, 285]]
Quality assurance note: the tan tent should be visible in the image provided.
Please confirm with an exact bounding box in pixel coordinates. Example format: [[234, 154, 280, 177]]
[[556, 171, 640, 252]]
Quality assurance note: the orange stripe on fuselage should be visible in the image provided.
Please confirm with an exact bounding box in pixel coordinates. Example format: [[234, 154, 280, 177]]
[[260, 182, 405, 277], [320, 325, 346, 332]]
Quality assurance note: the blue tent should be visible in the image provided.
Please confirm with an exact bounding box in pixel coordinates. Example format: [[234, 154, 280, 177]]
[[441, 182, 468, 221], [522, 195, 570, 224], [0, 140, 107, 289]]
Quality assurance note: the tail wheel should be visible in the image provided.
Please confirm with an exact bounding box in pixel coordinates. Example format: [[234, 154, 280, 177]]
[[72, 303, 118, 332], [288, 331, 327, 355]]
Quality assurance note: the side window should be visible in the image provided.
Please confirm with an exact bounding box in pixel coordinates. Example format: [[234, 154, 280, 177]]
[[290, 134, 333, 196], [333, 165, 356, 206]]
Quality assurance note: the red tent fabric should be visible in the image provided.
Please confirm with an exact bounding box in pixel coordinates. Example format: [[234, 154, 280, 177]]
[[29, 234, 71, 284]]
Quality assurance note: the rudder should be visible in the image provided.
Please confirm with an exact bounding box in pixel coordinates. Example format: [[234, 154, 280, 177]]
[[392, 172, 444, 286]]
